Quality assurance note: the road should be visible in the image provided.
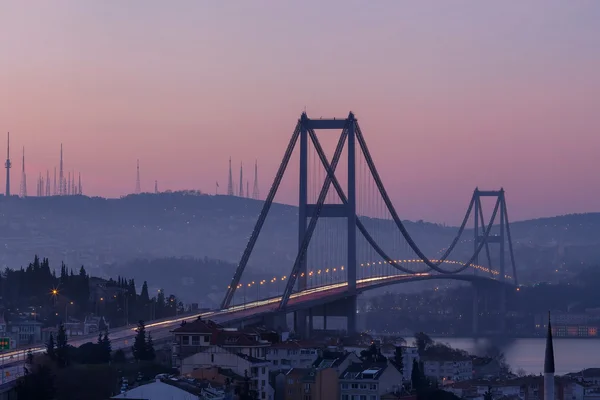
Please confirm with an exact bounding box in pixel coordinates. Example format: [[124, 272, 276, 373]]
[[1, 271, 490, 385]]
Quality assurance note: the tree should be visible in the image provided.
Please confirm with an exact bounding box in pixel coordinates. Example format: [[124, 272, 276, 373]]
[[132, 320, 148, 361], [16, 364, 56, 400], [55, 323, 69, 367], [146, 333, 156, 361], [360, 343, 386, 363], [46, 334, 56, 360], [26, 349, 34, 365], [113, 349, 126, 364], [101, 331, 112, 363], [394, 346, 404, 375], [414, 332, 433, 355], [483, 386, 493, 400], [140, 281, 150, 303], [411, 359, 422, 391]]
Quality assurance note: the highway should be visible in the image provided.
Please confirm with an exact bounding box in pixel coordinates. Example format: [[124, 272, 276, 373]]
[[0, 271, 500, 385]]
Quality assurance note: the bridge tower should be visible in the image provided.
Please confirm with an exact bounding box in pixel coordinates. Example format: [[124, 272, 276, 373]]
[[222, 112, 359, 335], [472, 188, 516, 335]]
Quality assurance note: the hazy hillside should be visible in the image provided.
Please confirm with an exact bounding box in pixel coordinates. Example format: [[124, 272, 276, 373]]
[[0, 192, 598, 284]]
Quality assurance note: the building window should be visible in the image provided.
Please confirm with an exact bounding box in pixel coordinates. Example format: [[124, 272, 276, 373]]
[[191, 335, 200, 345], [182, 336, 189, 345], [261, 367, 266, 374], [211, 354, 214, 363], [203, 335, 210, 342], [342, 384, 349, 389], [360, 384, 367, 390], [369, 384, 377, 391], [352, 384, 359, 389]]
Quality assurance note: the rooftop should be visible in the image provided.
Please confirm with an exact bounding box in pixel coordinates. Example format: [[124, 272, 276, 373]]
[[340, 362, 388, 381]]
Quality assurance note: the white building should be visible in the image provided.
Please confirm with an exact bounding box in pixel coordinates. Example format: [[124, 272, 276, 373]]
[[112, 378, 226, 400], [181, 345, 273, 400], [339, 362, 404, 400], [266, 341, 320, 370], [423, 357, 473, 382]]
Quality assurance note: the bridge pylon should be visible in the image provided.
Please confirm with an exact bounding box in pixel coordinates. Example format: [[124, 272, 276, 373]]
[[472, 188, 517, 335]]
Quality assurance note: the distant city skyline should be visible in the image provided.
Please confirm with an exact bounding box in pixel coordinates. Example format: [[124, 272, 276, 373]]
[[1, 1, 599, 224]]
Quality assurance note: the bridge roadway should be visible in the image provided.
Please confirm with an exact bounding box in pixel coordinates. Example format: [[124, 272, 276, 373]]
[[0, 272, 503, 384]]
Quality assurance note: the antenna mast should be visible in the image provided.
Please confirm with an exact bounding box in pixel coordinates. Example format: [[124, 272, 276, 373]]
[[46, 170, 50, 196], [19, 147, 27, 197], [135, 159, 141, 194], [239, 162, 243, 197], [227, 157, 234, 196], [252, 160, 259, 200], [59, 143, 64, 195], [5, 132, 11, 197], [78, 172, 82, 195]]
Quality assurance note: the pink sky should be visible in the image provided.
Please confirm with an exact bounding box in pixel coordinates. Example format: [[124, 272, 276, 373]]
[[0, 1, 599, 223]]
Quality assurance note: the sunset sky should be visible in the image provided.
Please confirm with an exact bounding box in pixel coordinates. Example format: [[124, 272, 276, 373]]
[[1, 1, 599, 224]]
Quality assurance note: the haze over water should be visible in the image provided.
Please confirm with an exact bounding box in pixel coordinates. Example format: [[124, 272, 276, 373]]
[[1, 1, 600, 224]]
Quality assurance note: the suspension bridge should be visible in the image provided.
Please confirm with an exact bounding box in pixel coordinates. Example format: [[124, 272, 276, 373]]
[[220, 111, 518, 337]]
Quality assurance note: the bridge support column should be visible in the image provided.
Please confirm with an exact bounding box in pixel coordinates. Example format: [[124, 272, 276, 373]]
[[472, 284, 479, 337], [499, 286, 507, 334], [346, 295, 357, 336], [323, 304, 328, 331], [264, 312, 288, 332], [294, 310, 308, 339]]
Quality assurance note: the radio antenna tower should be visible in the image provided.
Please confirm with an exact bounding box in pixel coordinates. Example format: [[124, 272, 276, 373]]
[[71, 170, 75, 195], [59, 144, 64, 195], [135, 159, 141, 194], [154, 180, 158, 194], [67, 172, 71, 195], [239, 162, 244, 197], [46, 170, 50, 196], [78, 172, 82, 195], [252, 160, 259, 200], [5, 132, 11, 197], [246, 181, 249, 199], [19, 147, 27, 197], [53, 167, 57, 195], [227, 157, 234, 196]]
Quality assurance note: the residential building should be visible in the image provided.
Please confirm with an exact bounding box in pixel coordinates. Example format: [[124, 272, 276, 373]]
[[267, 341, 321, 370], [171, 318, 271, 366], [339, 362, 403, 400], [112, 377, 227, 400], [8, 319, 43, 346], [312, 351, 361, 374], [180, 346, 272, 400], [422, 356, 473, 383], [0, 314, 17, 349], [284, 367, 339, 400]]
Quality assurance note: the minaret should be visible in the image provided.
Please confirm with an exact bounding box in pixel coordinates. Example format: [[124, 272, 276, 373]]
[[59, 144, 64, 195], [252, 160, 259, 200], [239, 162, 243, 197], [544, 311, 555, 400], [226, 157, 234, 196], [5, 132, 11, 197], [19, 147, 27, 198], [135, 159, 141, 194]]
